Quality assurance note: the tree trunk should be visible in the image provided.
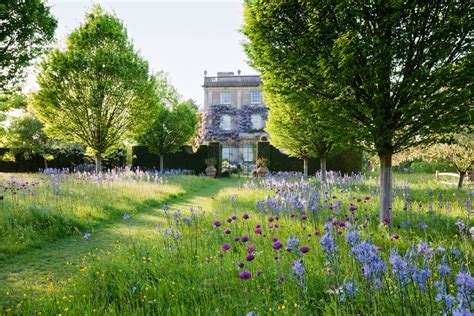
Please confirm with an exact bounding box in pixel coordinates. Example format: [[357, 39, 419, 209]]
[[43, 158, 48, 170], [159, 155, 164, 174], [379, 153, 393, 224], [457, 172, 465, 189], [303, 158, 308, 178], [95, 156, 102, 174], [320, 156, 327, 184]]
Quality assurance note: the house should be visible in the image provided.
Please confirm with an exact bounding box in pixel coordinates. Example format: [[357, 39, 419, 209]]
[[200, 71, 268, 170]]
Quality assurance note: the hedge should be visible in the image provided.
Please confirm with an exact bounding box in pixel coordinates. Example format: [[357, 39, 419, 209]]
[[257, 141, 362, 174]]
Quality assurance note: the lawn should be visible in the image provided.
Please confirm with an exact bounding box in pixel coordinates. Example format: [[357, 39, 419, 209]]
[[0, 171, 472, 315]]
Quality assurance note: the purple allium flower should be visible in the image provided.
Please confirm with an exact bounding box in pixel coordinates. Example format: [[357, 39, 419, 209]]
[[357, 198, 362, 203], [272, 241, 283, 250], [243, 214, 249, 220], [246, 254, 255, 261], [337, 221, 346, 227], [254, 228, 262, 235], [337, 230, 343, 235], [314, 230, 320, 236], [222, 243, 231, 251], [350, 205, 357, 212], [213, 221, 221, 228], [301, 214, 307, 221], [274, 224, 279, 229], [256, 224, 261, 229], [300, 246, 310, 254], [272, 237, 278, 242], [241, 236, 249, 243], [224, 228, 231, 234], [364, 196, 370, 201], [390, 234, 399, 240], [239, 270, 251, 280], [233, 237, 240, 242], [238, 262, 245, 268], [246, 245, 256, 253], [268, 217, 274, 222], [227, 218, 233, 223], [231, 215, 237, 220]]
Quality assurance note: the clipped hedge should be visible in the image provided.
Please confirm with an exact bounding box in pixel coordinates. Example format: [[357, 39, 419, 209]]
[[257, 141, 362, 174], [0, 147, 126, 172]]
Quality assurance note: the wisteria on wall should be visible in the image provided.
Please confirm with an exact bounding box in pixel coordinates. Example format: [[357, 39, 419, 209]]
[[199, 105, 268, 142]]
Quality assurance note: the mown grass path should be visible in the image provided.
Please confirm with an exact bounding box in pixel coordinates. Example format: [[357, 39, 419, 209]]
[[0, 177, 242, 300]]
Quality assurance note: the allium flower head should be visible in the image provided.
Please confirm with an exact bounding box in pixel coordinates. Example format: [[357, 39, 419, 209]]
[[213, 221, 221, 228], [222, 243, 231, 251], [300, 246, 310, 254], [272, 241, 283, 250], [240, 270, 251, 280]]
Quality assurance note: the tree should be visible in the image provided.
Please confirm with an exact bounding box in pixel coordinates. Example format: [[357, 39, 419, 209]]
[[31, 6, 157, 172], [242, 1, 473, 223], [1, 0, 57, 91], [265, 92, 332, 179], [138, 100, 198, 173], [426, 133, 473, 189], [7, 113, 53, 168], [0, 93, 27, 140]]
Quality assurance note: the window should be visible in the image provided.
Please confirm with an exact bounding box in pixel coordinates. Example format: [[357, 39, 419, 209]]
[[222, 146, 231, 162], [251, 114, 263, 130], [220, 115, 231, 130], [250, 91, 262, 104], [220, 92, 231, 104], [242, 144, 254, 162]]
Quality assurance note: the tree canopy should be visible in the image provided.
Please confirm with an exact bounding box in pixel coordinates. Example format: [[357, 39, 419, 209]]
[[138, 100, 198, 173], [1, 0, 57, 91], [31, 6, 157, 172], [243, 0, 473, 222], [265, 92, 333, 178], [6, 113, 52, 167]]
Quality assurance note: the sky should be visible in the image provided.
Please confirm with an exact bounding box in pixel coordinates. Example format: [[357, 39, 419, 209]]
[[26, 0, 258, 109]]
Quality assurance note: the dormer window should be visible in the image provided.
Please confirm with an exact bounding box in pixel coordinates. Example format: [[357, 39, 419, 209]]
[[220, 115, 231, 130], [221, 92, 231, 105], [251, 114, 263, 130], [250, 91, 262, 104]]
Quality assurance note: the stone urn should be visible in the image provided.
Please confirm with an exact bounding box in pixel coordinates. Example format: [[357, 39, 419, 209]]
[[256, 165, 269, 178], [205, 166, 217, 178]]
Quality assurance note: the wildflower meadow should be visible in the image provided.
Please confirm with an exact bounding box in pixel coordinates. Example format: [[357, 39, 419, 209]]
[[1, 171, 471, 315]]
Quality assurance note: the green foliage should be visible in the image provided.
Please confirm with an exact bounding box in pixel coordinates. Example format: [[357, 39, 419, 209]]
[[0, 0, 57, 91], [265, 92, 332, 161], [31, 6, 157, 169], [138, 98, 199, 157], [6, 113, 52, 161], [243, 1, 472, 156], [242, 0, 472, 219]]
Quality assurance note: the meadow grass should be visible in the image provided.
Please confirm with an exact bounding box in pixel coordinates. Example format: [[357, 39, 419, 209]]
[[1, 172, 472, 315], [0, 172, 217, 259]]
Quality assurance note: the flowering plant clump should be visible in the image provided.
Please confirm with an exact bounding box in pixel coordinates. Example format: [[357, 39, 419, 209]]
[[7, 172, 473, 315]]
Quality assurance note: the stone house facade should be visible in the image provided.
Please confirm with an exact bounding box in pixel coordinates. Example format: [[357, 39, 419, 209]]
[[200, 71, 268, 169]]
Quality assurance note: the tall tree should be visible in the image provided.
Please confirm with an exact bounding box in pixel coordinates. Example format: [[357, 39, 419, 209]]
[[32, 6, 157, 172], [7, 113, 53, 168], [242, 1, 473, 223], [265, 92, 332, 179], [138, 100, 198, 173], [1, 0, 57, 91]]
